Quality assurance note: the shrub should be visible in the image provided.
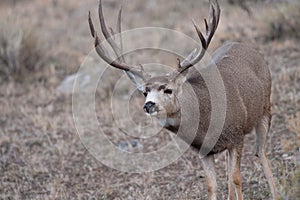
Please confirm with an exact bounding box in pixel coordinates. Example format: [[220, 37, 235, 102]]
[[0, 15, 45, 82], [263, 1, 300, 41]]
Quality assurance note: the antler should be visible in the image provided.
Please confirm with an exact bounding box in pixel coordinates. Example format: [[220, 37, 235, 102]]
[[88, 0, 147, 79], [171, 0, 220, 79]]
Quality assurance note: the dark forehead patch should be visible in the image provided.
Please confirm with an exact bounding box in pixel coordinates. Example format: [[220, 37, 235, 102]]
[[145, 83, 166, 91], [147, 76, 169, 84], [158, 85, 166, 90], [145, 76, 169, 90]]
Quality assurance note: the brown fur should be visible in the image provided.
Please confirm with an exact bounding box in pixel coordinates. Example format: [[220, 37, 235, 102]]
[[183, 42, 271, 154]]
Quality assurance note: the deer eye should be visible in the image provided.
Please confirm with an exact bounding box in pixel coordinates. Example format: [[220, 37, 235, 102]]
[[143, 92, 148, 97], [145, 87, 151, 92], [164, 89, 173, 94], [158, 85, 166, 90]]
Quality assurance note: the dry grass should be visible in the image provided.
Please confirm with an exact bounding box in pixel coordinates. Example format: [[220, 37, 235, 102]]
[[277, 165, 300, 200], [0, 0, 299, 199], [0, 14, 45, 82], [258, 1, 300, 41]]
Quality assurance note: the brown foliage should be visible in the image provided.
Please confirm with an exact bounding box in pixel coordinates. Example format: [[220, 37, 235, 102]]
[[0, 15, 45, 81]]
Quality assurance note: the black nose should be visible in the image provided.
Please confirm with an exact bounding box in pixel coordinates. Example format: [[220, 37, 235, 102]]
[[143, 101, 155, 113]]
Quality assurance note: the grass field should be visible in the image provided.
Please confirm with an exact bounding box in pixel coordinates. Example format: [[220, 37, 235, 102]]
[[0, 0, 299, 199]]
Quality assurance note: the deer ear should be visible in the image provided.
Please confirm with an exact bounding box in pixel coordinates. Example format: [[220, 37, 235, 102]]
[[169, 50, 196, 84], [125, 71, 148, 91], [169, 68, 189, 97], [174, 69, 189, 84]]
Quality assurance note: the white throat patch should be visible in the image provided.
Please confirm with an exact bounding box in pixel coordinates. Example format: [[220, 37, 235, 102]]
[[157, 118, 175, 127]]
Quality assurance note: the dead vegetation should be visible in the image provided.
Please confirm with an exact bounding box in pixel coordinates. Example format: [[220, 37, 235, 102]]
[[0, 15, 45, 82], [260, 1, 300, 41], [0, 0, 299, 199]]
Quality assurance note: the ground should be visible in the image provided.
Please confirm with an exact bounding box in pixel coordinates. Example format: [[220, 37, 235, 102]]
[[0, 0, 299, 199]]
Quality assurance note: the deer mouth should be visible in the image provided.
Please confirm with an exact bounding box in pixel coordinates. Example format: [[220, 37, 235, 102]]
[[143, 101, 159, 115], [143, 105, 161, 116], [144, 107, 160, 116]]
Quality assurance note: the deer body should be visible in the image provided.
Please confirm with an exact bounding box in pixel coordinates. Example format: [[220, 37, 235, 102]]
[[147, 42, 275, 200], [89, 1, 277, 199], [182, 42, 271, 154]]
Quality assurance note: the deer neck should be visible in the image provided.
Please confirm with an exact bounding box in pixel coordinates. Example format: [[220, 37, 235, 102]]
[[157, 112, 181, 133]]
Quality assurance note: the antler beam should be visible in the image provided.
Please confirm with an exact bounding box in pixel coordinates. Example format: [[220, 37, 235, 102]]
[[88, 0, 146, 78], [175, 0, 220, 76]]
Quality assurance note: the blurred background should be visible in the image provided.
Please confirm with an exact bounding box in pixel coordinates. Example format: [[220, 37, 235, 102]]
[[0, 0, 299, 199]]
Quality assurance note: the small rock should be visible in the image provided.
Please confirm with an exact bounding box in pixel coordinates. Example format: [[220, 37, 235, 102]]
[[118, 140, 143, 151], [118, 141, 129, 151], [56, 72, 91, 95]]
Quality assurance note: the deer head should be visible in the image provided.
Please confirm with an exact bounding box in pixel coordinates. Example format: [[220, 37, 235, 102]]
[[88, 0, 220, 123]]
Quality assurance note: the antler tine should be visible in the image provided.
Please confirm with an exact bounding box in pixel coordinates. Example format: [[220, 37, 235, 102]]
[[98, 0, 123, 61], [116, 7, 124, 61], [173, 0, 220, 77], [205, 1, 217, 47], [215, 0, 221, 26], [206, 0, 221, 46], [88, 11, 96, 38], [193, 20, 206, 49]]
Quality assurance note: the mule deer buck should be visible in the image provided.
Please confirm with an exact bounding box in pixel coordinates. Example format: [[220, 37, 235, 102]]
[[88, 0, 277, 199]]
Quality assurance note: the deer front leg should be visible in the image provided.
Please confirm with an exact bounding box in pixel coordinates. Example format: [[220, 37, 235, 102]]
[[201, 154, 217, 200], [227, 142, 244, 200]]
